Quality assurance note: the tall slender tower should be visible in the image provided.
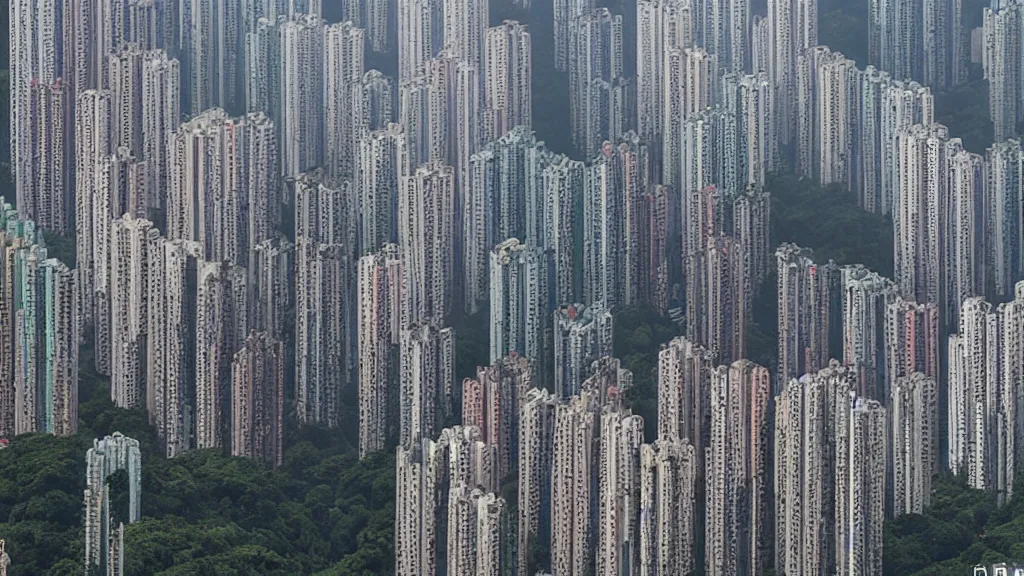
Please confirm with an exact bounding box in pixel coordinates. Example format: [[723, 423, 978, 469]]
[[570, 9, 624, 156], [551, 393, 599, 576], [553, 303, 614, 398], [84, 433, 142, 576], [194, 262, 248, 451], [399, 323, 456, 449], [324, 22, 366, 181], [280, 14, 324, 177], [597, 408, 645, 576], [841, 265, 896, 400], [890, 372, 938, 516], [183, 0, 241, 114], [109, 215, 157, 409], [774, 239, 839, 387], [483, 21, 532, 142], [294, 172, 357, 428], [775, 362, 857, 575], [638, 438, 697, 574], [147, 238, 202, 457], [768, 0, 817, 144], [835, 398, 887, 576], [357, 244, 405, 457], [657, 336, 714, 465], [230, 331, 285, 467], [705, 360, 771, 576], [400, 162, 457, 325], [489, 239, 553, 385], [636, 0, 692, 167], [517, 387, 557, 576], [985, 139, 1024, 299]]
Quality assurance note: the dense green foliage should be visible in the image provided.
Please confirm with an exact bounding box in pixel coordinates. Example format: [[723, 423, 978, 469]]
[[885, 475, 1024, 575], [0, 351, 396, 576], [935, 78, 995, 154], [614, 307, 681, 443]]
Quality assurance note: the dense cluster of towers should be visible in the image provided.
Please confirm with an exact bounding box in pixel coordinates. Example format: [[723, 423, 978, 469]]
[[4, 0, 1024, 574]]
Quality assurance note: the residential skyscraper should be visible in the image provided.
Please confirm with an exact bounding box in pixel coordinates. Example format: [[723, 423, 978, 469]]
[[708, 0, 751, 73], [636, 0, 693, 166], [632, 184, 670, 313], [109, 215, 157, 409], [230, 331, 285, 467], [474, 492, 510, 576], [0, 201, 39, 437], [397, 0, 444, 83], [194, 262, 248, 451], [399, 323, 456, 449], [551, 393, 599, 576], [774, 243, 839, 387], [294, 171, 357, 427], [583, 135, 649, 309], [280, 14, 325, 176], [356, 70, 396, 135], [75, 89, 114, 333], [732, 184, 771, 287], [948, 295, 1020, 506], [985, 139, 1024, 298], [884, 296, 940, 383], [442, 0, 488, 72], [638, 438, 697, 575], [489, 239, 553, 386], [466, 127, 554, 310], [251, 236, 294, 342], [775, 362, 858, 575], [767, 0, 817, 144], [692, 234, 748, 365], [92, 149, 148, 377], [483, 20, 532, 142], [662, 47, 718, 194], [554, 0, 596, 71], [357, 244, 405, 457], [570, 9, 624, 156], [890, 372, 938, 516], [895, 123, 953, 313], [294, 242, 353, 428], [835, 398, 887, 576], [657, 336, 714, 460], [400, 162, 457, 324], [147, 238, 202, 457], [947, 148, 987, 324], [108, 46, 146, 157], [13, 246, 78, 436], [141, 51, 182, 211], [19, 80, 72, 235], [324, 21, 366, 181], [183, 0, 241, 114], [729, 72, 776, 188], [463, 353, 533, 480], [84, 433, 141, 576], [169, 109, 280, 264], [517, 387, 557, 576], [869, 0, 966, 91], [540, 155, 585, 305], [816, 52, 860, 190], [395, 426, 497, 576], [705, 360, 771, 576], [858, 73, 933, 216], [984, 1, 1023, 141], [597, 408, 644, 576], [553, 303, 613, 398], [841, 265, 896, 400], [359, 123, 410, 255], [10, 0, 70, 230]]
